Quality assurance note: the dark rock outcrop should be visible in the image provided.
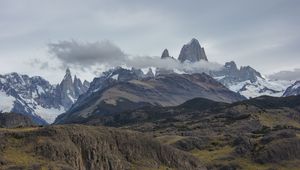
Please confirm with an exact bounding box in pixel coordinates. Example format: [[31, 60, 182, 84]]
[[178, 38, 208, 63], [161, 49, 171, 59]]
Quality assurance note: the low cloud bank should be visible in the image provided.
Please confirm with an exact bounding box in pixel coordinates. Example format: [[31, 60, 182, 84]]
[[268, 69, 300, 81], [48, 40, 223, 74]]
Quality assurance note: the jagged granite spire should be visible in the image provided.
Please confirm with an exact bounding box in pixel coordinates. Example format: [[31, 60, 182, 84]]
[[57, 68, 90, 110], [145, 68, 155, 77], [178, 38, 208, 63], [161, 49, 171, 59], [63, 68, 72, 80], [59, 68, 75, 109]]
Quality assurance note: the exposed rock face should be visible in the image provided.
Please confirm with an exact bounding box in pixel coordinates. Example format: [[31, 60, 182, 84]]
[[0, 125, 205, 170], [283, 81, 300, 96], [0, 112, 36, 128], [161, 49, 171, 59], [178, 38, 208, 62], [55, 69, 245, 124], [57, 68, 90, 110], [0, 69, 89, 124], [212, 61, 263, 84], [58, 68, 75, 109]]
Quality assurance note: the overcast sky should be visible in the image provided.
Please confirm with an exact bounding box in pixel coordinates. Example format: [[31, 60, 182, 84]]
[[0, 0, 299, 83]]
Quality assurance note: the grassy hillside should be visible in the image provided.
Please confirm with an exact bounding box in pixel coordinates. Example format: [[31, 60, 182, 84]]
[[0, 125, 204, 170]]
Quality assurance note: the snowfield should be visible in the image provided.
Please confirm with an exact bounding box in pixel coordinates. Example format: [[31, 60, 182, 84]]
[[223, 77, 293, 98]]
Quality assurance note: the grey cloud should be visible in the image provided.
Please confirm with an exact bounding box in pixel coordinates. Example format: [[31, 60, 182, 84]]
[[29, 59, 51, 70], [268, 69, 300, 81], [1, 0, 300, 83], [48, 40, 222, 73], [48, 40, 126, 67]]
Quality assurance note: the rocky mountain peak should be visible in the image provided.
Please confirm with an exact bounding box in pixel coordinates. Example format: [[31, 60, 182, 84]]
[[146, 68, 155, 77], [83, 80, 90, 87], [178, 38, 208, 63], [188, 38, 200, 45], [58, 68, 90, 110], [63, 68, 72, 81], [161, 49, 171, 59], [225, 61, 238, 70]]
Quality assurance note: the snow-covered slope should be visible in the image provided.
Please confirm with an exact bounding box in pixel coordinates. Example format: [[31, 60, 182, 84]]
[[0, 69, 89, 124], [210, 61, 293, 98], [283, 81, 300, 97], [225, 77, 293, 98]]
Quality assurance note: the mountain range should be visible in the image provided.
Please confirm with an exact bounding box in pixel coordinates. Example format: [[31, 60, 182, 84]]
[[0, 38, 298, 125], [55, 67, 245, 124], [0, 69, 89, 124], [160, 38, 294, 98], [0, 38, 300, 170]]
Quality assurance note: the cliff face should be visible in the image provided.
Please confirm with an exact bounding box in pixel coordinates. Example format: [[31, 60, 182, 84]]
[[0, 125, 205, 170], [178, 38, 208, 62]]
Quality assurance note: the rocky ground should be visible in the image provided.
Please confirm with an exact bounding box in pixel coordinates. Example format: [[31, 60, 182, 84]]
[[0, 125, 205, 170], [79, 95, 300, 170], [0, 113, 36, 128]]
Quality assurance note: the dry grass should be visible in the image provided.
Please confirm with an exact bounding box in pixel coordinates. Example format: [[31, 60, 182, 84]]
[[156, 135, 186, 145]]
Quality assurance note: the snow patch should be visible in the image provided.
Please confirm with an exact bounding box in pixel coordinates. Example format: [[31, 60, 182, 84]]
[[34, 105, 65, 124], [0, 91, 15, 113], [111, 74, 119, 80], [36, 85, 45, 95], [141, 68, 149, 75], [68, 94, 76, 103], [0, 78, 7, 84], [151, 67, 157, 76], [173, 69, 185, 74], [213, 76, 226, 81]]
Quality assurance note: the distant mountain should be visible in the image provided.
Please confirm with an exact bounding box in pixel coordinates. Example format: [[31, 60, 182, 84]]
[[210, 61, 293, 98], [55, 67, 245, 124], [0, 69, 89, 124], [161, 49, 171, 59], [283, 81, 300, 96], [156, 38, 293, 98], [178, 38, 208, 62]]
